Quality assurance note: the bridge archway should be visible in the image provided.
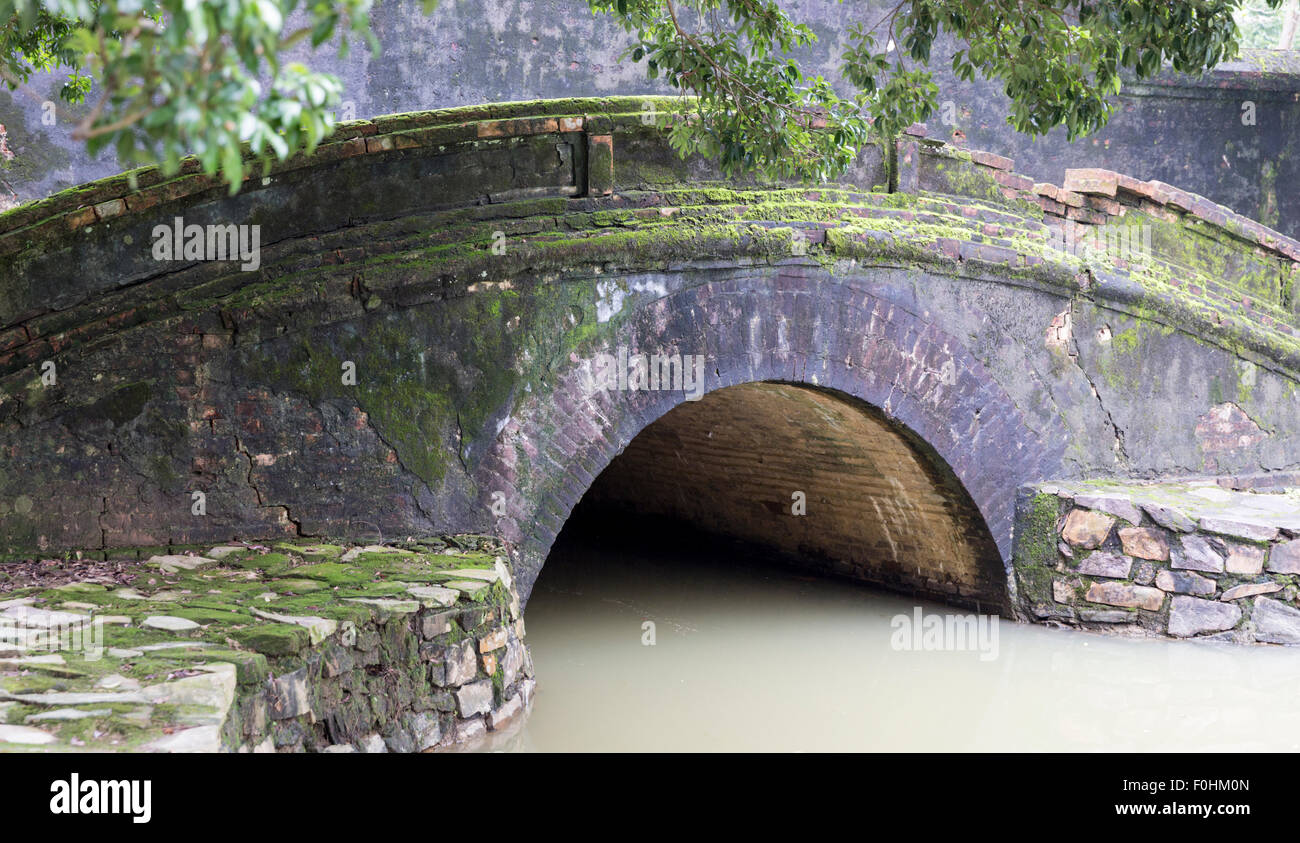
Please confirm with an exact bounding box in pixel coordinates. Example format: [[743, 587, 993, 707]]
[[480, 268, 1068, 608], [559, 379, 1008, 611]]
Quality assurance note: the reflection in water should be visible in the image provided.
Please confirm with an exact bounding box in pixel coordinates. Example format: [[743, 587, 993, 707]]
[[475, 528, 1300, 753]]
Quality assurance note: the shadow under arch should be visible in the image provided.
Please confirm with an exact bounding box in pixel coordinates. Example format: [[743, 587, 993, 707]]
[[559, 379, 1009, 612], [479, 269, 1066, 607]]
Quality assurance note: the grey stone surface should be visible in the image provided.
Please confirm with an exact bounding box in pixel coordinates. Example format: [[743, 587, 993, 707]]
[[0, 724, 57, 744], [456, 679, 494, 718], [1198, 517, 1280, 543], [488, 693, 524, 729], [142, 725, 222, 752], [147, 554, 219, 573], [455, 716, 487, 744], [1171, 536, 1225, 573], [383, 727, 416, 754], [142, 615, 201, 631], [1078, 609, 1137, 624], [1220, 582, 1283, 601], [1267, 539, 1300, 574], [1251, 597, 1300, 644], [409, 712, 442, 751], [1077, 551, 1133, 579], [1168, 596, 1241, 637], [444, 639, 478, 686], [1085, 582, 1164, 611], [268, 668, 312, 721], [1155, 569, 1216, 596], [502, 636, 525, 687], [1143, 503, 1197, 533], [421, 610, 455, 638], [1073, 495, 1143, 526]]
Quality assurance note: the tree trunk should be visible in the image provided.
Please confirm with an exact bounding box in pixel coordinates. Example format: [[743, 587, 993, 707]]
[[1280, 0, 1299, 51]]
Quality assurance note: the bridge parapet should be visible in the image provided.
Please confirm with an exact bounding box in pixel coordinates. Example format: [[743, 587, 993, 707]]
[[901, 127, 1300, 324], [1, 96, 1298, 375]]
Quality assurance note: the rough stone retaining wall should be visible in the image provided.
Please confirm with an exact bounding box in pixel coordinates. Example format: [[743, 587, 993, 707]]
[[1013, 479, 1300, 644], [0, 538, 534, 752]]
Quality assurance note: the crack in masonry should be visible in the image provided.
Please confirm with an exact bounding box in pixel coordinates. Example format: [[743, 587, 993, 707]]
[[317, 399, 441, 523], [233, 433, 309, 537], [1066, 298, 1131, 466], [454, 412, 470, 473], [98, 496, 108, 551], [199, 375, 440, 524]]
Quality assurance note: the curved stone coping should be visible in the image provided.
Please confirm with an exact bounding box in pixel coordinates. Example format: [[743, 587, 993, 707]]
[[0, 95, 675, 248], [1013, 478, 1300, 644], [0, 538, 532, 752], [4, 185, 1298, 415], [1143, 48, 1300, 93], [0, 95, 1295, 294]]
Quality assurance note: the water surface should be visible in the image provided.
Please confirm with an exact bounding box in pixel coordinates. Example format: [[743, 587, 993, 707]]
[[478, 532, 1300, 752]]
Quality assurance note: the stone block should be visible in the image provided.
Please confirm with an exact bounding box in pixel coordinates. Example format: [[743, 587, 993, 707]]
[[1199, 517, 1279, 543], [479, 627, 508, 652], [1085, 582, 1164, 611], [1063, 168, 1119, 197], [267, 667, 311, 721], [1077, 551, 1132, 579], [444, 639, 478, 686], [1220, 582, 1282, 601], [1154, 569, 1216, 596], [456, 680, 493, 718], [1252, 597, 1300, 644], [1143, 503, 1197, 532], [488, 693, 524, 730], [1266, 539, 1300, 574], [1171, 536, 1224, 573], [1118, 527, 1169, 561], [408, 712, 442, 751], [1073, 495, 1143, 525], [1062, 508, 1115, 549], [1226, 543, 1267, 575], [1168, 596, 1241, 637]]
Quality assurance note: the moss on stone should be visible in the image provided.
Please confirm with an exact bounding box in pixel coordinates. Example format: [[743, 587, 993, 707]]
[[229, 624, 310, 656]]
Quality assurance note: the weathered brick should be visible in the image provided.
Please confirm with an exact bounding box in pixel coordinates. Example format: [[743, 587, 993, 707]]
[[93, 198, 127, 220], [1063, 168, 1119, 196], [970, 149, 1013, 170], [66, 206, 97, 230]]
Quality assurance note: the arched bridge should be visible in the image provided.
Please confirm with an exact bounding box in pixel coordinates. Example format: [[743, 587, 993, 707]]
[[3, 97, 1299, 635]]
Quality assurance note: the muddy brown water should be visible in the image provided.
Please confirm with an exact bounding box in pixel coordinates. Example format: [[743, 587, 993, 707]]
[[472, 528, 1300, 752]]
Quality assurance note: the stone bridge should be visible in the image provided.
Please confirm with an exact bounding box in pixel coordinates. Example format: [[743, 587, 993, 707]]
[[2, 96, 1300, 642]]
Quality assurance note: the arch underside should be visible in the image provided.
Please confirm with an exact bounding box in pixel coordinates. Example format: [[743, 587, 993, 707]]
[[578, 380, 1009, 612]]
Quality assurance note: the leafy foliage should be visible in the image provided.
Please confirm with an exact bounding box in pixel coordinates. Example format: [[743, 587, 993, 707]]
[[0, 0, 1286, 192], [593, 0, 1288, 183], [0, 0, 436, 192]]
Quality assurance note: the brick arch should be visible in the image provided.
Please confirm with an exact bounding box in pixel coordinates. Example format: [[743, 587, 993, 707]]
[[478, 268, 1068, 604]]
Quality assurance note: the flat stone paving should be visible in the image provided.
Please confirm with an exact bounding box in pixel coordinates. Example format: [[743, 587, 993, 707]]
[[0, 539, 509, 752]]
